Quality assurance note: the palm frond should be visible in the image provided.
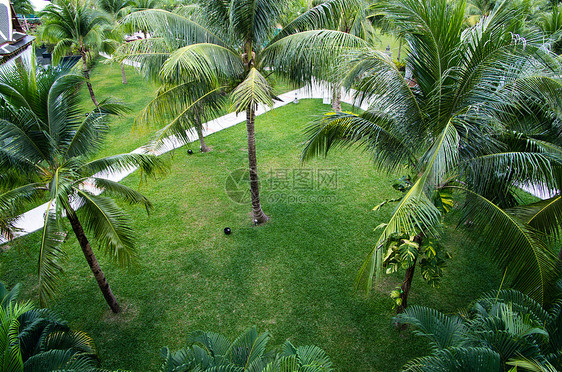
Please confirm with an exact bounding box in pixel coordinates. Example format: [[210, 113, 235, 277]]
[[451, 186, 559, 304], [356, 177, 441, 291], [160, 43, 244, 85], [395, 305, 468, 351], [301, 111, 417, 171], [81, 152, 167, 178], [92, 177, 152, 213], [228, 0, 289, 47], [272, 0, 360, 41], [401, 346, 501, 372], [511, 196, 562, 239], [73, 189, 137, 267], [37, 201, 66, 307], [231, 68, 274, 114], [121, 9, 227, 47], [262, 29, 368, 83], [226, 326, 270, 369]]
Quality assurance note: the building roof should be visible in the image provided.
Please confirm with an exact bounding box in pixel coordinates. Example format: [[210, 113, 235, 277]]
[[0, 1, 34, 63]]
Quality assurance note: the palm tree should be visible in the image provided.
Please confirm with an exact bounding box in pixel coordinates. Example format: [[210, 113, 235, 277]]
[[160, 326, 333, 371], [12, 0, 34, 15], [277, 0, 376, 111], [537, 3, 562, 54], [117, 0, 365, 224], [395, 289, 562, 371], [97, 0, 134, 84], [38, 0, 112, 107], [0, 282, 101, 371], [0, 59, 164, 313], [302, 0, 562, 311]]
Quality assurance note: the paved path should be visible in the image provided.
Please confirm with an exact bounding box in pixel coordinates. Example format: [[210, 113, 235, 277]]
[[2, 81, 365, 243]]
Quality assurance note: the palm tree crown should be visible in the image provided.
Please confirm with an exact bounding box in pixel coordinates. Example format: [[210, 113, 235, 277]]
[[0, 59, 164, 312], [39, 0, 112, 106], [302, 0, 562, 308], [116, 0, 366, 224]]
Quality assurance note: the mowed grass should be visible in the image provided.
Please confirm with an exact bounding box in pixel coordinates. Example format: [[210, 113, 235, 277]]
[[0, 67, 501, 371]]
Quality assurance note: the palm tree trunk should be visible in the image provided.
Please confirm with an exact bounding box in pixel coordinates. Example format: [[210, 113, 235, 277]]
[[65, 207, 121, 313], [331, 84, 342, 111], [397, 38, 403, 61], [396, 232, 423, 314], [194, 110, 210, 152], [81, 53, 99, 107], [246, 106, 269, 224], [195, 122, 210, 152], [120, 63, 127, 85]]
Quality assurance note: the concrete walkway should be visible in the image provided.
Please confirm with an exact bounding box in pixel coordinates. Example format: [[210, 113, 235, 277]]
[[2, 81, 363, 243]]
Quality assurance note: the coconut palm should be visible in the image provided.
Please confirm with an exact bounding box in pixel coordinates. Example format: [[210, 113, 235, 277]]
[[97, 0, 134, 84], [302, 0, 562, 311], [160, 326, 333, 372], [38, 0, 112, 107], [12, 0, 34, 15], [0, 282, 102, 371], [0, 59, 164, 313], [117, 0, 365, 223], [395, 289, 562, 371], [277, 0, 376, 111]]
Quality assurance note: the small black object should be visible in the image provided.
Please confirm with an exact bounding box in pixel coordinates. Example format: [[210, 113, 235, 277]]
[[187, 149, 193, 155], [224, 227, 232, 235]]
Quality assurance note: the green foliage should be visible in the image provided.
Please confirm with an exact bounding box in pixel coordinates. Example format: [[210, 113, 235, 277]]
[[0, 282, 100, 371], [38, 0, 112, 64], [160, 327, 333, 372], [0, 59, 164, 305], [383, 233, 449, 289], [395, 289, 562, 371], [302, 0, 562, 305]]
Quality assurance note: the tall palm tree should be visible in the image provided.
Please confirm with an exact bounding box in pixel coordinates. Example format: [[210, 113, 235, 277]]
[[276, 0, 376, 111], [160, 326, 333, 371], [38, 0, 112, 107], [0, 59, 164, 313], [302, 0, 562, 311], [97, 0, 134, 84], [395, 289, 562, 371], [117, 0, 365, 224]]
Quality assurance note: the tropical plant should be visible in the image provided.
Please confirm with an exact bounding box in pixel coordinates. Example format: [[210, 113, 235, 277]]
[[97, 0, 134, 84], [117, 0, 365, 223], [38, 0, 112, 107], [395, 289, 562, 371], [537, 3, 562, 54], [301, 0, 562, 311], [0, 58, 164, 313], [160, 326, 333, 372], [276, 0, 376, 111], [12, 0, 34, 15], [0, 282, 101, 371]]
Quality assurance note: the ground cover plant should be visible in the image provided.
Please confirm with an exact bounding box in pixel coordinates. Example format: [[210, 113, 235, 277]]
[[0, 62, 503, 370]]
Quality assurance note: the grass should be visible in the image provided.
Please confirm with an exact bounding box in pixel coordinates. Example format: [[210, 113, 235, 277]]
[[0, 66, 502, 371]]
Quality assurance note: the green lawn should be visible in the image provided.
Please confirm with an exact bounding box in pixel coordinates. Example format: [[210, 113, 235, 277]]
[[0, 66, 501, 371]]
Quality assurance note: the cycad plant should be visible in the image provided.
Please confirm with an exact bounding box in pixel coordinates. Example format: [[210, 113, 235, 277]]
[[160, 326, 333, 372], [302, 0, 562, 311], [117, 0, 365, 224], [0, 282, 101, 371], [395, 289, 562, 371], [0, 59, 164, 313]]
